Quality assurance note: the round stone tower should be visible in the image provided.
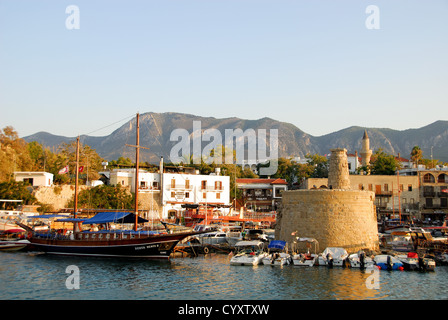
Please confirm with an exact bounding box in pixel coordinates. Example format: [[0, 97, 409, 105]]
[[276, 148, 379, 254], [328, 148, 351, 190]]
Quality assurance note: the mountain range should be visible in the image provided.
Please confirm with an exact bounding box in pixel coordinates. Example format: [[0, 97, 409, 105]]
[[23, 112, 448, 163]]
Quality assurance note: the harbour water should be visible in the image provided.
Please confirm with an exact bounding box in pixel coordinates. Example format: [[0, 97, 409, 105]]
[[1, 251, 448, 300]]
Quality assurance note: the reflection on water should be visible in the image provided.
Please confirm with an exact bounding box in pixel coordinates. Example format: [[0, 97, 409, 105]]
[[1, 252, 448, 300]]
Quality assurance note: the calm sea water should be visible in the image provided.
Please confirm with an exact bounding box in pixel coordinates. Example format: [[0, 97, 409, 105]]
[[1, 251, 447, 300]]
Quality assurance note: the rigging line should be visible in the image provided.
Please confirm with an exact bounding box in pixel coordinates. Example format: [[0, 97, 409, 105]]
[[82, 114, 136, 137]]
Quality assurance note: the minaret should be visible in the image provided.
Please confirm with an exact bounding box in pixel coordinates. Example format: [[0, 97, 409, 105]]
[[360, 130, 373, 168]]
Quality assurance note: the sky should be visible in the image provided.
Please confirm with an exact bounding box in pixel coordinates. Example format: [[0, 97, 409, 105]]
[[0, 0, 447, 138]]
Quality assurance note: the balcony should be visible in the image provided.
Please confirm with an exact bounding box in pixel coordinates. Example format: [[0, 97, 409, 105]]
[[200, 186, 225, 192], [375, 191, 393, 197], [167, 184, 194, 191], [423, 192, 436, 197]]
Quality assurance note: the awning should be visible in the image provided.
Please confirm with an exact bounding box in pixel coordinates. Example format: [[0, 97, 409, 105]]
[[81, 212, 148, 225], [268, 240, 286, 250], [56, 218, 85, 223], [31, 214, 70, 219]]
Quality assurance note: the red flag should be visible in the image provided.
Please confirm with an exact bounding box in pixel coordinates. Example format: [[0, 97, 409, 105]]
[[58, 166, 69, 174], [79, 166, 84, 173], [441, 189, 448, 193]]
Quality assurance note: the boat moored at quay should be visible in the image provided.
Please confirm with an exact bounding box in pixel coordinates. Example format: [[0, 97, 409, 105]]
[[23, 113, 204, 259]]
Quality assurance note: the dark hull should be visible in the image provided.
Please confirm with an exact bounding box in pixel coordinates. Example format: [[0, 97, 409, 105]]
[[30, 232, 197, 259]]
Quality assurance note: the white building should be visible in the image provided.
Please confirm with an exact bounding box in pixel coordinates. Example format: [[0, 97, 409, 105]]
[[161, 168, 230, 219], [108, 167, 230, 219], [14, 171, 53, 187]]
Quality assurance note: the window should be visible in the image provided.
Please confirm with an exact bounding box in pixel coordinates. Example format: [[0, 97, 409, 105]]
[[384, 184, 389, 192], [408, 184, 413, 192], [215, 181, 222, 190], [423, 173, 435, 183], [400, 184, 403, 192], [171, 192, 175, 198], [359, 184, 364, 190], [171, 178, 176, 188], [201, 180, 207, 190], [216, 193, 221, 199], [368, 184, 373, 191], [203, 192, 207, 199], [185, 192, 190, 198], [185, 179, 190, 189]]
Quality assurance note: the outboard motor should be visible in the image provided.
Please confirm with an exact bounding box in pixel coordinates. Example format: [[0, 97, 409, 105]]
[[418, 257, 426, 272], [326, 253, 334, 268], [386, 255, 393, 271], [359, 251, 366, 269]]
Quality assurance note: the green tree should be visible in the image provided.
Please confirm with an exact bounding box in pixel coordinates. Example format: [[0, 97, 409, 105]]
[[369, 149, 401, 175], [0, 181, 37, 205], [68, 184, 134, 210], [306, 153, 329, 178]]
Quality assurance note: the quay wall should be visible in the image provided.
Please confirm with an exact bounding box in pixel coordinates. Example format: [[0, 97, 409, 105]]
[[33, 185, 162, 216], [276, 189, 379, 254]]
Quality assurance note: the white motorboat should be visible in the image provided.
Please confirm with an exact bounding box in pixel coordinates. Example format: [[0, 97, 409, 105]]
[[0, 229, 30, 251], [262, 240, 291, 266], [348, 250, 374, 269], [222, 225, 243, 247], [0, 218, 25, 232], [390, 231, 414, 252], [396, 252, 436, 272], [0, 239, 30, 251], [292, 253, 318, 267], [230, 241, 268, 266], [292, 237, 319, 267], [318, 247, 349, 267]]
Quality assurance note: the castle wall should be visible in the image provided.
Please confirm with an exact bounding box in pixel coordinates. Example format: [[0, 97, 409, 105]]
[[276, 189, 379, 254]]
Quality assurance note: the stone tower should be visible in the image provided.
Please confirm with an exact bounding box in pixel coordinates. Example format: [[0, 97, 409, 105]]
[[328, 148, 351, 190], [360, 130, 372, 167], [275, 148, 379, 254]]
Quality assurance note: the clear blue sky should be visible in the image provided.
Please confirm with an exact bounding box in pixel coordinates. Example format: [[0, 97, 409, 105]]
[[1, 0, 447, 138]]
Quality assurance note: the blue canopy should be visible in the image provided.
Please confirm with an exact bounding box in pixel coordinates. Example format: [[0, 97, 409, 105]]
[[268, 240, 286, 250], [81, 212, 148, 225], [57, 218, 85, 223], [31, 214, 70, 219]]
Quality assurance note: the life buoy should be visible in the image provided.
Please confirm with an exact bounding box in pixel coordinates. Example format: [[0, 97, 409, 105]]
[[203, 247, 209, 254]]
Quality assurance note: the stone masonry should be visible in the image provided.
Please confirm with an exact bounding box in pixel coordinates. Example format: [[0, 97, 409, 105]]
[[276, 148, 379, 254]]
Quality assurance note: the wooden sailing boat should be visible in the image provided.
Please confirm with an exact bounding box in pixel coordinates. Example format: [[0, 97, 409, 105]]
[[28, 113, 204, 259]]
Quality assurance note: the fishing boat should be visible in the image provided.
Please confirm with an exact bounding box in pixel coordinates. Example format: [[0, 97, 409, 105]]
[[318, 247, 349, 267], [396, 252, 436, 272], [348, 250, 375, 269], [374, 255, 404, 270], [292, 237, 319, 267], [261, 240, 291, 266], [390, 231, 415, 252], [230, 240, 267, 266], [27, 113, 205, 259]]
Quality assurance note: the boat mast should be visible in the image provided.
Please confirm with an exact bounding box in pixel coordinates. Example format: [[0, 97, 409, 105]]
[[126, 113, 149, 231], [74, 136, 80, 232], [134, 113, 140, 231]]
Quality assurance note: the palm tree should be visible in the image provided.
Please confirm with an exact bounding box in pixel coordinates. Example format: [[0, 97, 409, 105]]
[[410, 146, 423, 168]]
